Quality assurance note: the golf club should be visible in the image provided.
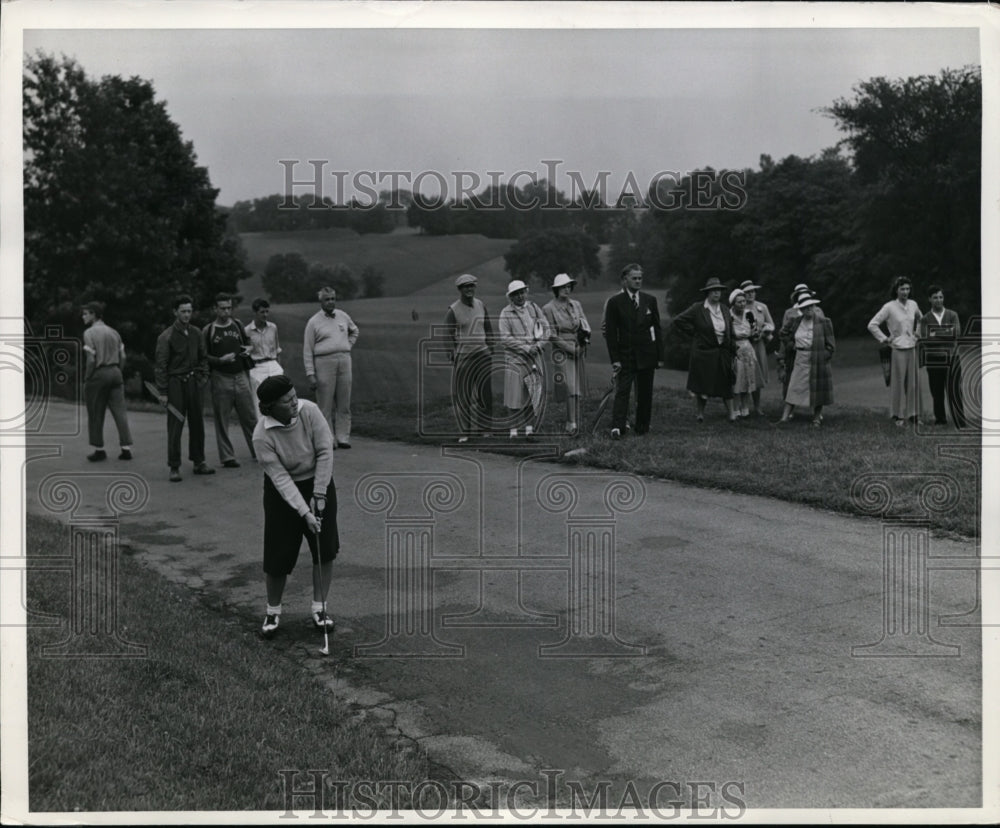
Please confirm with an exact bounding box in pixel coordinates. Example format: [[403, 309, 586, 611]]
[[312, 498, 329, 656]]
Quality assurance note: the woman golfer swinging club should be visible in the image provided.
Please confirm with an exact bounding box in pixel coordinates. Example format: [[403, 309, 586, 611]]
[[253, 374, 339, 640]]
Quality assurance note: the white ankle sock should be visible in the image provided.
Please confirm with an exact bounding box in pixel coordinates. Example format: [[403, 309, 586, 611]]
[[266, 604, 282, 616]]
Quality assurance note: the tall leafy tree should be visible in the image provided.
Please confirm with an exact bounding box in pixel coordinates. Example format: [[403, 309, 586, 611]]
[[23, 53, 248, 355], [824, 66, 981, 321]]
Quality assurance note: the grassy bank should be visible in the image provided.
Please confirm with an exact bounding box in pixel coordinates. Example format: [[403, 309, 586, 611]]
[[25, 513, 449, 812], [351, 386, 979, 538]]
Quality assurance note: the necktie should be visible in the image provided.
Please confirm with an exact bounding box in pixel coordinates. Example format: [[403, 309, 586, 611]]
[[632, 293, 639, 308]]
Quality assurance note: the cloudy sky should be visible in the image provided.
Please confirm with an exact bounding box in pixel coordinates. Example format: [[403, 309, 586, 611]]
[[21, 10, 981, 207]]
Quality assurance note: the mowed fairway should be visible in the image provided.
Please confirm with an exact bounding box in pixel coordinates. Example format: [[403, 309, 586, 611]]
[[238, 228, 514, 298]]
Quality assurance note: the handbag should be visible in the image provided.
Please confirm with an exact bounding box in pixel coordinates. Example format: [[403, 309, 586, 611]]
[[878, 343, 892, 386]]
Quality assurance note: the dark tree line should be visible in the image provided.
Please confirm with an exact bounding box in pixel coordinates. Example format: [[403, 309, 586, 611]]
[[262, 254, 384, 303], [227, 193, 404, 235]]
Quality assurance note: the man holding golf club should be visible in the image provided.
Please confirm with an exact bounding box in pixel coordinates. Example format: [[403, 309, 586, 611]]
[[252, 374, 339, 641]]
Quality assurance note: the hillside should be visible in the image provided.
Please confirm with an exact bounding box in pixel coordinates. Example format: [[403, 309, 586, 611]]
[[237, 228, 514, 300]]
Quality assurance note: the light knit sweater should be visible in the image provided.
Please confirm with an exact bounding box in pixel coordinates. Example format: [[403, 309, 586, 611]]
[[252, 399, 333, 516]]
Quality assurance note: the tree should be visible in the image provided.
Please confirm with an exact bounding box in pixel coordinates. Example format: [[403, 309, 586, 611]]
[[503, 228, 601, 290], [262, 253, 311, 303], [824, 66, 981, 320], [23, 54, 249, 356], [309, 263, 358, 301], [360, 265, 385, 299]]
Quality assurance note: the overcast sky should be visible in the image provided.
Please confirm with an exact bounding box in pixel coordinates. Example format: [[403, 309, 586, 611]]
[[22, 20, 981, 206]]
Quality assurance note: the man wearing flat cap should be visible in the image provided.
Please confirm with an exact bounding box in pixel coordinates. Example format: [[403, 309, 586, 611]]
[[444, 274, 495, 441], [602, 263, 664, 438], [252, 374, 340, 639]]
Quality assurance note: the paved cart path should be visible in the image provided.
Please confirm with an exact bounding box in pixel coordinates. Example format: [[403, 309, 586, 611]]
[[23, 404, 983, 809]]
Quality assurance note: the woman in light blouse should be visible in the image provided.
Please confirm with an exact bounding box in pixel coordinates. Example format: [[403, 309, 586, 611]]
[[542, 273, 591, 436], [867, 276, 921, 426], [777, 294, 835, 426]]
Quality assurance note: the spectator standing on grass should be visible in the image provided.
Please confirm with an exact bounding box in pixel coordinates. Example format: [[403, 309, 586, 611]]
[[203, 293, 258, 468], [778, 286, 824, 399], [304, 286, 359, 449], [602, 263, 663, 438], [777, 294, 835, 427], [154, 295, 214, 482], [244, 298, 284, 395], [670, 277, 737, 423], [919, 285, 967, 428], [444, 273, 494, 442], [867, 276, 922, 426], [543, 273, 591, 437], [81, 301, 134, 462], [499, 279, 549, 439], [253, 375, 339, 639], [739, 280, 775, 414], [728, 289, 763, 418]]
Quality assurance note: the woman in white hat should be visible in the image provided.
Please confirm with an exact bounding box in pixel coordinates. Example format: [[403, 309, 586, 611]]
[[776, 294, 835, 426], [728, 289, 762, 417], [498, 280, 550, 438], [542, 273, 591, 436], [738, 280, 774, 414]]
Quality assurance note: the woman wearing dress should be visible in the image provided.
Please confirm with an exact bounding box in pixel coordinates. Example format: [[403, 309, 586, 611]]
[[499, 279, 550, 439], [670, 277, 738, 422], [777, 294, 835, 426], [867, 276, 922, 426], [729, 289, 763, 418], [542, 273, 591, 436], [739, 280, 775, 415]]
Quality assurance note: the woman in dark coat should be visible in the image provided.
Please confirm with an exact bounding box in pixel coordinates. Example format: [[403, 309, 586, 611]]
[[670, 277, 738, 422], [776, 294, 835, 426]]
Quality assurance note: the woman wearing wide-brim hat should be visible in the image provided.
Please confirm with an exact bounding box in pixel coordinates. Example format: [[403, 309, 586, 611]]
[[542, 273, 591, 436], [498, 279, 550, 438], [669, 277, 739, 422], [738, 279, 774, 414], [776, 294, 835, 426]]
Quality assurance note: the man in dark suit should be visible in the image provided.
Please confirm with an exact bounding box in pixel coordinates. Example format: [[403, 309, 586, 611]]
[[602, 263, 663, 438], [919, 284, 967, 428]]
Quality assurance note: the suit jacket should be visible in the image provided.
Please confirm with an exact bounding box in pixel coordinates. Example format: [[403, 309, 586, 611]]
[[603, 290, 663, 370], [918, 308, 961, 366]]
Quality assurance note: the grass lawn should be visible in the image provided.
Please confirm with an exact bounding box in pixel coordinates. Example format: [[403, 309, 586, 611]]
[[350, 386, 980, 538], [25, 513, 450, 812]]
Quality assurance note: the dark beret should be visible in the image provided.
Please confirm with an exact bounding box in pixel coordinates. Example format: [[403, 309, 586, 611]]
[[256, 374, 294, 404]]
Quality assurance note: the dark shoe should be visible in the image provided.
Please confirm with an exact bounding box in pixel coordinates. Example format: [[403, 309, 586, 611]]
[[193, 463, 216, 475], [312, 608, 335, 630], [169, 468, 182, 482], [87, 450, 107, 462], [261, 614, 279, 638], [336, 442, 352, 449], [118, 449, 132, 460], [222, 459, 240, 468]]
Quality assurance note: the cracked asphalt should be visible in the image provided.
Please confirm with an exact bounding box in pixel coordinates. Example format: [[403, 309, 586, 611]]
[[23, 403, 983, 810]]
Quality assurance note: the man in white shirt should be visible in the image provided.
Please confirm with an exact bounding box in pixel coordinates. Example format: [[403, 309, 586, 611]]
[[303, 286, 360, 448], [245, 297, 284, 394]]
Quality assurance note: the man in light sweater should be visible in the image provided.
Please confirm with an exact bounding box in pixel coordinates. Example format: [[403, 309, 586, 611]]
[[444, 273, 494, 441], [252, 375, 339, 639], [303, 286, 359, 448]]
